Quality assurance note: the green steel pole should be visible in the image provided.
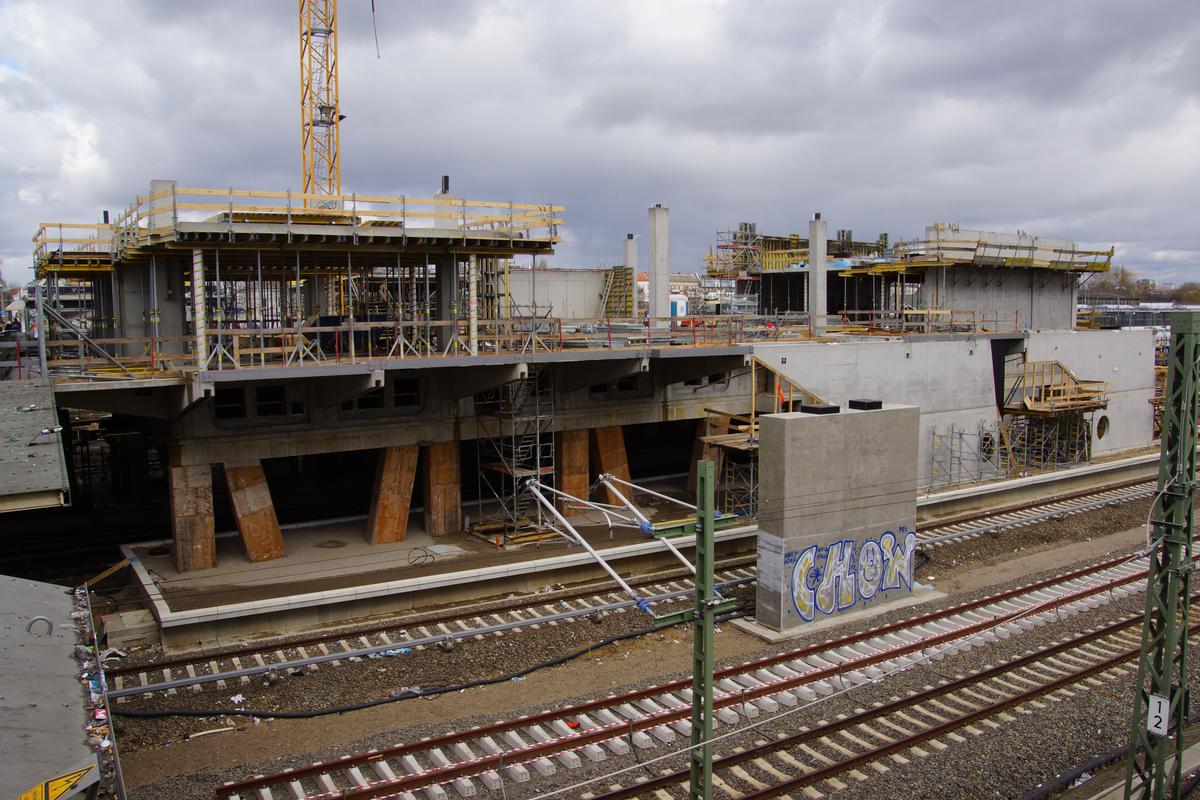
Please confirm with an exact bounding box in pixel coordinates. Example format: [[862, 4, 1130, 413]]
[[1124, 312, 1200, 799], [690, 460, 715, 800]]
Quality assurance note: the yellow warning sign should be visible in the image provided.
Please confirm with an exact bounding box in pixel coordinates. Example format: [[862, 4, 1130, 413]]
[[17, 764, 95, 800]]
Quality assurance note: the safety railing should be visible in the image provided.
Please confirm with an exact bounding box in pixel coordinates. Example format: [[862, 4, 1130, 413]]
[[118, 186, 563, 253], [836, 308, 1022, 335], [1002, 360, 1109, 415], [32, 222, 116, 272], [891, 238, 1113, 271], [34, 185, 565, 272], [34, 315, 818, 380]]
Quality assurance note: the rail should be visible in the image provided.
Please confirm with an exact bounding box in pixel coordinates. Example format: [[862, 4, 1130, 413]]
[[836, 308, 1021, 334]]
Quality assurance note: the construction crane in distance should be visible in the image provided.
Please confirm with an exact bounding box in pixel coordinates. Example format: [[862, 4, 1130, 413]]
[[299, 0, 343, 203]]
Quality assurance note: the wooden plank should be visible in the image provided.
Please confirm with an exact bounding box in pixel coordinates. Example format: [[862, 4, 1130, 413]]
[[590, 426, 630, 505], [169, 463, 216, 572], [554, 429, 589, 516], [368, 446, 418, 544], [422, 441, 461, 537], [686, 418, 710, 493], [223, 461, 286, 562]]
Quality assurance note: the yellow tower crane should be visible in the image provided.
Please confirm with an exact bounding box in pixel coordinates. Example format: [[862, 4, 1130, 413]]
[[299, 0, 342, 202]]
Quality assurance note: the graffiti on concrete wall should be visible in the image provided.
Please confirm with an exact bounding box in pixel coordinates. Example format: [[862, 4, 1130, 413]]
[[787, 527, 917, 621]]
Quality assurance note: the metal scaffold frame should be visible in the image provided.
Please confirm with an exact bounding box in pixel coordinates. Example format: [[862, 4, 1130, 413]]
[[474, 365, 556, 543]]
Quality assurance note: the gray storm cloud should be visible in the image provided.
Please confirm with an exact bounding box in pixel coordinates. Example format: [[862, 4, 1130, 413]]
[[0, 0, 1196, 284]]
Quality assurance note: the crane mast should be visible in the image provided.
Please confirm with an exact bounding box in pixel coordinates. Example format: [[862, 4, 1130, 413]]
[[299, 0, 341, 202]]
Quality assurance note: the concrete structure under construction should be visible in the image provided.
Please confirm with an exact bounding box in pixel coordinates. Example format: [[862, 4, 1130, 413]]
[[1, 179, 1161, 642], [754, 404, 919, 632]]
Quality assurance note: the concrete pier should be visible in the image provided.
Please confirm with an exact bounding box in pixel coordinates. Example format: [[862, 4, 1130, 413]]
[[754, 403, 919, 632], [648, 205, 669, 319]]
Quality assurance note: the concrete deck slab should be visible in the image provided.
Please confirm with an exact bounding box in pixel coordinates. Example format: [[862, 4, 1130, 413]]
[[123, 500, 758, 646], [0, 574, 98, 799], [0, 379, 70, 511]]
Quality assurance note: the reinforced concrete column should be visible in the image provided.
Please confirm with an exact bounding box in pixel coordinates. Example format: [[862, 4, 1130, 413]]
[[223, 461, 286, 562], [169, 459, 216, 573], [648, 204, 669, 319], [623, 233, 639, 316], [808, 213, 827, 336], [368, 445, 419, 543], [437, 256, 456, 350], [192, 249, 208, 367], [467, 254, 478, 355], [422, 441, 461, 537], [555, 428, 589, 515], [590, 425, 631, 505]]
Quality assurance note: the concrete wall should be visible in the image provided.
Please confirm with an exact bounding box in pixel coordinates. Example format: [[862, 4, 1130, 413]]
[[507, 267, 605, 319], [754, 338, 1000, 486], [753, 328, 1156, 485], [913, 266, 1078, 331], [755, 405, 919, 631], [1023, 328, 1157, 455]]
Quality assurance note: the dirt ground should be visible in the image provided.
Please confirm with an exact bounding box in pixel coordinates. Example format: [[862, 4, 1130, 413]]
[[118, 520, 1153, 794], [119, 622, 765, 787]]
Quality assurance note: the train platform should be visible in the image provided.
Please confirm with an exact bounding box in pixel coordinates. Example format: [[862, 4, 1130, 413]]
[[0, 574, 102, 800], [122, 498, 757, 648]]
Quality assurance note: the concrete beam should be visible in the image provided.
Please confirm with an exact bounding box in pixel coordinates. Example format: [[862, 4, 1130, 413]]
[[311, 370, 386, 409], [654, 354, 747, 388], [555, 357, 647, 393], [368, 445, 419, 543], [223, 461, 286, 562], [423, 441, 461, 537], [169, 463, 216, 572]]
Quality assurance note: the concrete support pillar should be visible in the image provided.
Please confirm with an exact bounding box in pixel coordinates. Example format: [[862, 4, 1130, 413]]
[[808, 213, 827, 336], [223, 461, 286, 562], [368, 445, 419, 543], [148, 179, 177, 236], [555, 428, 590, 515], [169, 462, 216, 573], [422, 441, 461, 537], [437, 257, 456, 349], [590, 425, 630, 506], [192, 249, 208, 367], [648, 205, 669, 319], [623, 234, 639, 316], [467, 254, 478, 355]]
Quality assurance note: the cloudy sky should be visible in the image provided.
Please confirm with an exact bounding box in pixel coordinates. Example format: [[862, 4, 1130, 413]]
[[0, 0, 1196, 286]]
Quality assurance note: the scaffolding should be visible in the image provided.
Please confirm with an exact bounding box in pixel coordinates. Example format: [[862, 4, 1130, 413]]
[[699, 358, 823, 514], [474, 365, 556, 543], [927, 421, 1008, 489], [1000, 358, 1108, 472]]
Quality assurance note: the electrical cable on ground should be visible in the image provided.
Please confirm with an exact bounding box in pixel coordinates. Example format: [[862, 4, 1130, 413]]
[[112, 606, 749, 720]]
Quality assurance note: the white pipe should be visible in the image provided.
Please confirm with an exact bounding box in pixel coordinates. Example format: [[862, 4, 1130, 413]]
[[597, 476, 696, 576], [530, 482, 641, 528], [601, 473, 698, 512], [525, 482, 651, 613]]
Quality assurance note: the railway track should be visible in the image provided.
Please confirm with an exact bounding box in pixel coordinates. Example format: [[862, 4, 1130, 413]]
[[916, 479, 1155, 547], [111, 478, 1154, 701], [109, 564, 758, 700], [213, 551, 1156, 800], [589, 605, 1185, 800]]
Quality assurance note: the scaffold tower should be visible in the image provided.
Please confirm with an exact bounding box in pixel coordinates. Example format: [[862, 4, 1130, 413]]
[[475, 365, 556, 540]]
